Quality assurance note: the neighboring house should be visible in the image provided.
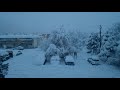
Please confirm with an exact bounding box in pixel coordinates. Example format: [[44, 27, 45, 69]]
[[0, 35, 40, 49]]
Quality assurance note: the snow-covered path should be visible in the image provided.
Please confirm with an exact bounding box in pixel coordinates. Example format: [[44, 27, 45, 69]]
[[5, 48, 120, 78]]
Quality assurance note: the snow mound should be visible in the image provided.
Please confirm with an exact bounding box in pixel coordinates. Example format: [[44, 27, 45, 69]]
[[32, 54, 45, 66]]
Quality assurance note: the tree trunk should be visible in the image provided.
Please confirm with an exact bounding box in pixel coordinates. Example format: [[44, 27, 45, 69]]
[[99, 25, 102, 53], [59, 58, 66, 65], [43, 56, 51, 65]]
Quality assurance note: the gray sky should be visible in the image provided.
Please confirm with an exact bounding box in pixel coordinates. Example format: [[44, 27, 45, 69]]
[[0, 12, 120, 34]]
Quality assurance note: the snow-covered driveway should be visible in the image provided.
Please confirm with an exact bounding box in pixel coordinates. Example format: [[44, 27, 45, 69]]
[[5, 48, 120, 78]]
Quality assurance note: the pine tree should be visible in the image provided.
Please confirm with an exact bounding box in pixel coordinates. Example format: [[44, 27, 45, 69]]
[[87, 32, 100, 55], [99, 23, 120, 66]]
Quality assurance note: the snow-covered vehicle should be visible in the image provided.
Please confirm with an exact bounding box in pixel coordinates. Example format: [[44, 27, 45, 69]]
[[14, 46, 24, 50], [65, 55, 75, 65], [16, 51, 22, 56], [87, 55, 100, 65]]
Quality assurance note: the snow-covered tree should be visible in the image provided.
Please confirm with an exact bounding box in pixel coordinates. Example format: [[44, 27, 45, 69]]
[[45, 44, 58, 56], [99, 22, 120, 66], [87, 32, 100, 55], [40, 25, 88, 59], [67, 30, 88, 50], [99, 33, 117, 62], [43, 44, 60, 65], [50, 26, 70, 49], [39, 38, 51, 51]]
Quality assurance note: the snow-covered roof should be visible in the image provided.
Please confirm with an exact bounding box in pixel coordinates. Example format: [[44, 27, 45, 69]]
[[0, 35, 39, 38]]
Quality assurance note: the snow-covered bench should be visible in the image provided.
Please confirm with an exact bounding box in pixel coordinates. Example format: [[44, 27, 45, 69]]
[[65, 56, 75, 65]]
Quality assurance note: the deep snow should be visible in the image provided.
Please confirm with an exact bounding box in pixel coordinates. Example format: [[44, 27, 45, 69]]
[[5, 48, 120, 78]]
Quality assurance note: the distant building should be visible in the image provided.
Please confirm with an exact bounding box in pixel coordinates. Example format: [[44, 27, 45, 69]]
[[0, 35, 40, 49], [40, 34, 50, 40]]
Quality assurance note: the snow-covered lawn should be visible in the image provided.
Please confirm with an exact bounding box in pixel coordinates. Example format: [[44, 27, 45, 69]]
[[5, 48, 120, 78]]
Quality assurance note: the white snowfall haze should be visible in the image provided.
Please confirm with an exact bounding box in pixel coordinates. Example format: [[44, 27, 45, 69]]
[[0, 12, 120, 33], [1, 12, 120, 78]]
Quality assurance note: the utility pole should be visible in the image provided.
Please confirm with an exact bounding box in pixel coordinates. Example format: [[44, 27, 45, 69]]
[[99, 25, 102, 53]]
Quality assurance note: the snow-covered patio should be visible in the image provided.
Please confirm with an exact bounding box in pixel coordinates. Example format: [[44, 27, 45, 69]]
[[5, 48, 120, 78]]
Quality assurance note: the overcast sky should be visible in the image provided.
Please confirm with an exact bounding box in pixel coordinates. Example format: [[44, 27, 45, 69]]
[[0, 12, 120, 34]]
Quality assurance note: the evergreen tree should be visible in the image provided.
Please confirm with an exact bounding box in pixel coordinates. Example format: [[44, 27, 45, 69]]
[[87, 32, 100, 55], [99, 23, 120, 66]]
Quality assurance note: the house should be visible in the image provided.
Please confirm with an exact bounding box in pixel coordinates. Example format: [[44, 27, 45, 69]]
[[0, 35, 40, 49]]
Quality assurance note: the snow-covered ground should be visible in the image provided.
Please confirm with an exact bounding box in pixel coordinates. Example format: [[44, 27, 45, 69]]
[[4, 48, 120, 78]]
